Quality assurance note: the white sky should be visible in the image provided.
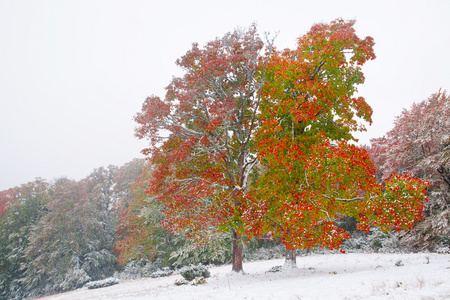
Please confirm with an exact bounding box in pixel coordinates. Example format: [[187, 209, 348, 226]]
[[0, 0, 449, 190]]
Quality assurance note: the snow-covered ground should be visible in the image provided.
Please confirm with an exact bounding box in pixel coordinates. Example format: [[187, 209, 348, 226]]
[[39, 253, 450, 300]]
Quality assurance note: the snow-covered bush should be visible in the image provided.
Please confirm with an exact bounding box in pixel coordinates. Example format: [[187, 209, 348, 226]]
[[82, 249, 118, 281], [341, 233, 372, 253], [149, 268, 174, 278], [169, 237, 231, 268], [179, 264, 210, 281], [341, 227, 400, 253], [59, 268, 91, 291], [120, 258, 159, 279], [266, 265, 283, 273], [243, 241, 285, 261], [120, 259, 147, 279], [85, 277, 119, 289], [368, 228, 400, 253], [435, 245, 450, 254]]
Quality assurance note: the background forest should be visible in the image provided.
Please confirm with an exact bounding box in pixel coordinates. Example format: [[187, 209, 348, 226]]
[[1, 21, 449, 299]]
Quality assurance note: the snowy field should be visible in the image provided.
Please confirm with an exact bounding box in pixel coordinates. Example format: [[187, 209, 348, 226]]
[[39, 253, 450, 300]]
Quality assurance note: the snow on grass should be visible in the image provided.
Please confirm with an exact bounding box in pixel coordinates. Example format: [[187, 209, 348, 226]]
[[38, 253, 450, 300]]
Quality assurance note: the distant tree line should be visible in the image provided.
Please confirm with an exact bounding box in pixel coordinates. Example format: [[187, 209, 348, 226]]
[[0, 160, 145, 299]]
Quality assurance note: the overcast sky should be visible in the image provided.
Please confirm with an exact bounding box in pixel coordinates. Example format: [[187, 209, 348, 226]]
[[0, 0, 449, 190]]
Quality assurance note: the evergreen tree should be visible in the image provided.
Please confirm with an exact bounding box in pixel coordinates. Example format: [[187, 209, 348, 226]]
[[0, 179, 51, 299]]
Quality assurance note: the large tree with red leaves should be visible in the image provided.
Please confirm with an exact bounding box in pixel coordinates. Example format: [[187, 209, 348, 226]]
[[134, 25, 273, 272], [244, 19, 429, 265]]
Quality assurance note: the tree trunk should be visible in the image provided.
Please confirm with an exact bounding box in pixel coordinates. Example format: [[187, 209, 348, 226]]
[[284, 247, 297, 269], [231, 229, 243, 273]]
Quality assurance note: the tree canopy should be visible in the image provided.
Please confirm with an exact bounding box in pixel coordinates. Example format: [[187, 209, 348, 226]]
[[245, 19, 427, 254]]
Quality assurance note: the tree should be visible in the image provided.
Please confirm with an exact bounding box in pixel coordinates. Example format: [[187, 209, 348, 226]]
[[370, 90, 450, 188], [370, 90, 450, 250], [134, 25, 273, 272], [244, 19, 428, 265], [0, 179, 51, 299], [115, 162, 170, 265], [113, 158, 146, 209], [22, 170, 120, 297], [111, 158, 149, 264], [22, 178, 93, 295]]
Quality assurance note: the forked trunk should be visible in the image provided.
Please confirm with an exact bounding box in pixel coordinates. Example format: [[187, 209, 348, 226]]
[[231, 229, 243, 273], [284, 247, 297, 269]]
